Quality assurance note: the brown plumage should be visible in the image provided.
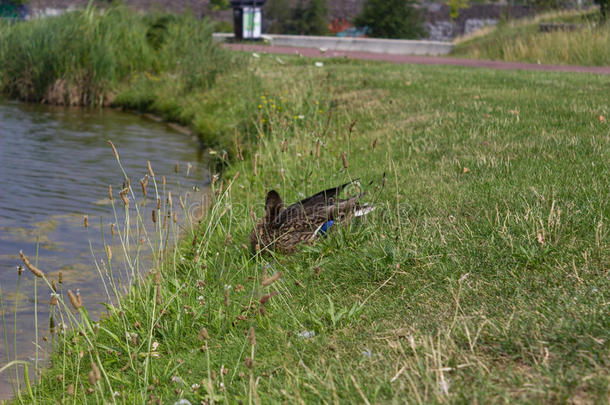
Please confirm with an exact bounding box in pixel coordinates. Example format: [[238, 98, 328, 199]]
[[250, 181, 366, 254]]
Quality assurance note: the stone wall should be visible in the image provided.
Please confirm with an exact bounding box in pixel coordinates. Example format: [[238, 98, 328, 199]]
[[22, 1, 554, 41]]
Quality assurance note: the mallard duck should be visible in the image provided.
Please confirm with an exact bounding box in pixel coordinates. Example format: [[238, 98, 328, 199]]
[[250, 181, 374, 254]]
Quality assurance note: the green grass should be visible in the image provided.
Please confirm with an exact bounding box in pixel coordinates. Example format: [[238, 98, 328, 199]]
[[452, 9, 610, 66], [0, 5, 258, 149], [9, 53, 608, 404]]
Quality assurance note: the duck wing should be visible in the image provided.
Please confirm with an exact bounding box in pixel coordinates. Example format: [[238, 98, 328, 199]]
[[273, 181, 358, 227]]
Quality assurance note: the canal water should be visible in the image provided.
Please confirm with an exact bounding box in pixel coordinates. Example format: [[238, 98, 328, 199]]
[[0, 99, 208, 399]]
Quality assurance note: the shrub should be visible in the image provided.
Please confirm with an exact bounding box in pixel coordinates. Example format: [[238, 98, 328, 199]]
[[354, 0, 425, 39]]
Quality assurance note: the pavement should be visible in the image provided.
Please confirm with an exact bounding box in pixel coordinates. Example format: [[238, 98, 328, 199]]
[[224, 43, 610, 75]]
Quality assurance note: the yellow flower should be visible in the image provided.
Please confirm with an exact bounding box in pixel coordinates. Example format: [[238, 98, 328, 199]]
[[258, 105, 262, 109]]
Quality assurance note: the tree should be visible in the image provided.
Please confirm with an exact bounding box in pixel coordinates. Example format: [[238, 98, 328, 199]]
[[354, 0, 425, 39], [289, 0, 329, 35]]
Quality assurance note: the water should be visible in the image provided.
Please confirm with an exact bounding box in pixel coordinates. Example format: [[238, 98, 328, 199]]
[[0, 99, 209, 399]]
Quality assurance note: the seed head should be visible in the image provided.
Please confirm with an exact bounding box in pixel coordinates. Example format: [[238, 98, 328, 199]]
[[147, 160, 155, 177], [19, 251, 45, 278], [67, 290, 82, 310], [107, 140, 120, 161], [342, 153, 348, 169], [108, 185, 113, 201]]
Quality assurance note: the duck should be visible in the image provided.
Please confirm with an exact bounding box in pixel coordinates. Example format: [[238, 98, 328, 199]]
[[250, 181, 374, 254]]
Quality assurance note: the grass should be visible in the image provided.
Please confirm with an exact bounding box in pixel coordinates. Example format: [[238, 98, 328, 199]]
[[0, 4, 259, 149], [4, 51, 608, 403], [452, 9, 610, 66]]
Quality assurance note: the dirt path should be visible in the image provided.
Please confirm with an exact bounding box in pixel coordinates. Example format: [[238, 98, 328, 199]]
[[224, 43, 610, 75]]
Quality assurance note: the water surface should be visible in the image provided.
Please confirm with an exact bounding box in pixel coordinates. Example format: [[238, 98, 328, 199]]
[[0, 100, 208, 398]]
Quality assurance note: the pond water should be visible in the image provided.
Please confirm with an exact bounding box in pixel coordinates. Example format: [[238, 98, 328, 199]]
[[0, 100, 209, 399]]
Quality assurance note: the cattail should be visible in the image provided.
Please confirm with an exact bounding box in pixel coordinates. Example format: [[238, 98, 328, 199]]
[[248, 327, 256, 346], [253, 154, 258, 176], [111, 223, 115, 236], [126, 177, 131, 189], [179, 196, 185, 210], [174, 162, 179, 174], [163, 212, 168, 229], [83, 216, 89, 228], [147, 160, 155, 177], [108, 185, 113, 201], [173, 212, 178, 223], [19, 251, 45, 278], [372, 138, 378, 150], [162, 176, 166, 188], [237, 144, 244, 161], [120, 189, 129, 207], [50, 316, 56, 333], [315, 139, 321, 158], [152, 210, 157, 223], [51, 280, 57, 292], [262, 271, 282, 287], [108, 140, 120, 161], [198, 327, 210, 341], [157, 198, 161, 210], [140, 176, 148, 197], [50, 294, 58, 306], [167, 192, 173, 208], [92, 362, 101, 381], [106, 245, 112, 261], [342, 153, 348, 169], [68, 290, 82, 310], [58, 271, 63, 284]]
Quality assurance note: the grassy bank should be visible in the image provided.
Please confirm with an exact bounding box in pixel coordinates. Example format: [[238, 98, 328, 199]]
[[8, 52, 608, 403], [452, 9, 610, 66], [0, 5, 258, 149]]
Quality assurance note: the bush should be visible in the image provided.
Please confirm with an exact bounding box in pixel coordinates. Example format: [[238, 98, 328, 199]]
[[265, 0, 329, 35], [354, 0, 425, 39]]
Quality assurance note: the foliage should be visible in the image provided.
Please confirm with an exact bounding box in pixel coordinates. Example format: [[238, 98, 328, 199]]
[[595, 0, 608, 21], [265, 0, 329, 35], [292, 0, 329, 35], [0, 5, 257, 149], [354, 0, 425, 39], [447, 0, 470, 20], [453, 9, 610, 66]]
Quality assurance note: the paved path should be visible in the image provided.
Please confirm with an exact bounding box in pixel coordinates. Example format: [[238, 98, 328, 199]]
[[224, 43, 610, 75]]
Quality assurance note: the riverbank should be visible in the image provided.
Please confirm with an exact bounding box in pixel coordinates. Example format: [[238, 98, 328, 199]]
[[0, 5, 258, 151], [6, 46, 604, 403]]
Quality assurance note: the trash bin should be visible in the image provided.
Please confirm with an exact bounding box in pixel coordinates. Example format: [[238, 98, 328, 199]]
[[230, 0, 266, 40]]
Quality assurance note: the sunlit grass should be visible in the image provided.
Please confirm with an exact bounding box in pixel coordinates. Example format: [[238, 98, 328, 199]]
[[3, 52, 609, 403], [453, 9, 610, 66]]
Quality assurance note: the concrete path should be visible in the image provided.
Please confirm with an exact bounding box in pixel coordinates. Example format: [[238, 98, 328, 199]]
[[224, 43, 610, 75]]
